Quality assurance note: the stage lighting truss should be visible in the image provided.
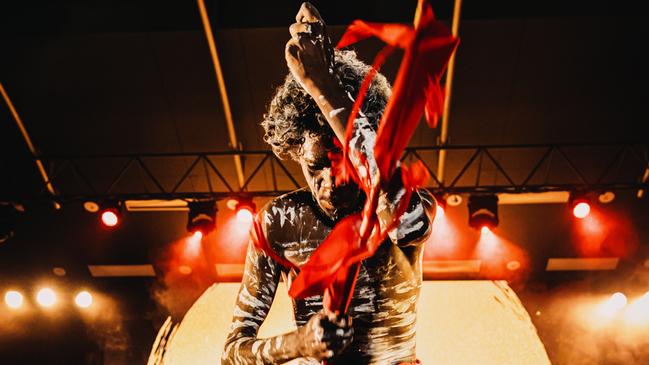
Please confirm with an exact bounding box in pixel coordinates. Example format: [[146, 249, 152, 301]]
[[187, 199, 217, 235], [468, 194, 499, 230], [30, 142, 647, 204]]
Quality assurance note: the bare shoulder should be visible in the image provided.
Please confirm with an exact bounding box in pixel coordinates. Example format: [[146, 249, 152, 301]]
[[259, 188, 313, 225], [416, 188, 437, 218], [258, 188, 317, 244]]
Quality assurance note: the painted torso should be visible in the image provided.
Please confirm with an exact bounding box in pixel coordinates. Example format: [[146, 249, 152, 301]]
[[263, 189, 430, 364]]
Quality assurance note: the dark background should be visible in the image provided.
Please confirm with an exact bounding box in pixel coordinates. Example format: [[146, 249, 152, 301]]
[[1, 1, 648, 364]]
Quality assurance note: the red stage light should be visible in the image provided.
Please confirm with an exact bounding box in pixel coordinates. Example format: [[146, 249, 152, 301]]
[[101, 210, 119, 227], [236, 208, 254, 225], [573, 202, 591, 219], [233, 197, 256, 226]]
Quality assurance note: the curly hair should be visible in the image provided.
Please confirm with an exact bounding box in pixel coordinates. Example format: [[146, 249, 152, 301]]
[[262, 50, 391, 160]]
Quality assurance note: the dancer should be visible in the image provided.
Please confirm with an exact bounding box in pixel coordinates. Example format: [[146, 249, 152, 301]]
[[222, 3, 435, 364]]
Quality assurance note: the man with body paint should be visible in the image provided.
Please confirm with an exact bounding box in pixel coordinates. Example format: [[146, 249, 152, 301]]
[[222, 3, 435, 364]]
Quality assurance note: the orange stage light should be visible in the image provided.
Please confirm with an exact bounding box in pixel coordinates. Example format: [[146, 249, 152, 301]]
[[4, 290, 23, 309], [36, 287, 57, 308], [75, 291, 93, 308], [572, 202, 591, 219], [597, 292, 627, 319]]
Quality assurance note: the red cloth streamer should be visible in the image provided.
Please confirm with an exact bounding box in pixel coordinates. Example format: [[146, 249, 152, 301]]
[[288, 3, 458, 315]]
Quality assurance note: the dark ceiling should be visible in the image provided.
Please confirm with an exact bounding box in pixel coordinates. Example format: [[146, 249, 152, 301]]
[[1, 1, 648, 364]]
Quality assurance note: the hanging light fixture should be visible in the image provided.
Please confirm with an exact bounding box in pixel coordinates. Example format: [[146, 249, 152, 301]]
[[187, 199, 218, 236], [468, 194, 499, 230]]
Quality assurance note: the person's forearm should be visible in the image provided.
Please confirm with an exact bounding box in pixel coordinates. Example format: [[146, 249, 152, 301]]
[[312, 76, 353, 144], [311, 76, 430, 243], [313, 78, 382, 186], [222, 328, 304, 365]]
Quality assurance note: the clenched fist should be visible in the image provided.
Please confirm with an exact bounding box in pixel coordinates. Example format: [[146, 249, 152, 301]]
[[285, 2, 337, 99], [297, 311, 353, 360]]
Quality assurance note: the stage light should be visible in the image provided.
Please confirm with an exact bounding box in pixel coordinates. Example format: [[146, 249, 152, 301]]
[[178, 265, 192, 275], [187, 199, 217, 236], [506, 260, 521, 271], [611, 292, 627, 306], [598, 191, 615, 204], [99, 201, 122, 227], [446, 194, 462, 207], [5, 290, 24, 309], [598, 292, 627, 318], [192, 231, 203, 240], [235, 198, 256, 225], [36, 288, 57, 308], [468, 194, 499, 230], [573, 202, 590, 219], [83, 201, 99, 213], [237, 208, 254, 224], [624, 292, 649, 325], [75, 291, 93, 308], [569, 192, 591, 219]]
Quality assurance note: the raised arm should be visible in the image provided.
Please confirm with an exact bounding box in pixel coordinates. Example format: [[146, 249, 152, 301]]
[[285, 2, 435, 246]]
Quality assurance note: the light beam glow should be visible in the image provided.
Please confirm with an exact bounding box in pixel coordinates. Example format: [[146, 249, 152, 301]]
[[36, 287, 57, 308], [4, 290, 24, 309], [101, 210, 119, 227], [75, 291, 93, 308], [185, 231, 203, 257], [624, 292, 649, 326], [236, 208, 254, 225], [597, 292, 627, 319], [572, 202, 591, 219]]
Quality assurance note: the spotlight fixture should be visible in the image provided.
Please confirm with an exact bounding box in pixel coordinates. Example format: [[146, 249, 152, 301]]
[[74, 291, 93, 308], [235, 197, 256, 225], [36, 287, 57, 308], [446, 194, 463, 207], [83, 201, 100, 213], [187, 199, 217, 236], [598, 191, 615, 204], [569, 191, 591, 219], [4, 290, 24, 309], [100, 200, 122, 227], [468, 194, 499, 230]]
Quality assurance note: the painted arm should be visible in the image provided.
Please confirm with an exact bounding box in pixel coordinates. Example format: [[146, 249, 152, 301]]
[[285, 2, 434, 246], [221, 242, 297, 365], [222, 237, 352, 364]]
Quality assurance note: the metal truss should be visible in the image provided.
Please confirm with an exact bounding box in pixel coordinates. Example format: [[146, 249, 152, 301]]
[[20, 142, 649, 203]]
